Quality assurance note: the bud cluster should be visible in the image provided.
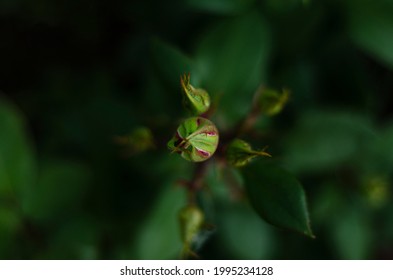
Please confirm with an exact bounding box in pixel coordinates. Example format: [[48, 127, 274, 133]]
[[168, 74, 218, 163]]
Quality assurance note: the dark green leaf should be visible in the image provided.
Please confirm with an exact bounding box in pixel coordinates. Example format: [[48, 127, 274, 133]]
[[186, 0, 255, 14], [331, 206, 372, 259], [0, 98, 36, 210], [134, 183, 184, 259], [194, 12, 271, 124], [346, 1, 393, 68], [242, 161, 314, 237], [150, 38, 195, 89], [0, 206, 21, 256], [25, 160, 92, 222], [38, 217, 100, 259], [219, 203, 274, 259], [369, 122, 393, 173], [284, 111, 376, 174]]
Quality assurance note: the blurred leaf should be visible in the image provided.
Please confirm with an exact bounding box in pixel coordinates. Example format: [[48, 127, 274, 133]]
[[0, 206, 22, 256], [369, 122, 393, 173], [311, 183, 344, 228], [0, 98, 36, 209], [150, 38, 195, 89], [186, 0, 255, 14], [386, 204, 393, 239], [39, 217, 100, 259], [195, 11, 271, 124], [134, 183, 184, 259], [0, 207, 20, 234], [242, 161, 314, 237], [204, 164, 233, 211], [25, 160, 91, 222], [178, 205, 204, 257], [347, 1, 393, 68], [331, 206, 372, 259], [265, 0, 302, 12], [284, 111, 376, 174], [272, 61, 316, 111], [219, 202, 274, 259]]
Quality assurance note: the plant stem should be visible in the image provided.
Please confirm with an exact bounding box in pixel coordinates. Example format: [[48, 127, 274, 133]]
[[187, 161, 209, 204], [220, 86, 264, 144], [237, 85, 264, 136]]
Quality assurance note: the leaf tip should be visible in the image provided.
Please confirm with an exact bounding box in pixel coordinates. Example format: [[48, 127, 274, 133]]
[[305, 229, 316, 239]]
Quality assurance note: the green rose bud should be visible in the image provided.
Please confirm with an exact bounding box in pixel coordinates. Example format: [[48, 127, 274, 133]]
[[259, 88, 290, 116], [226, 138, 271, 167], [168, 117, 219, 162], [178, 205, 204, 255], [181, 73, 210, 115]]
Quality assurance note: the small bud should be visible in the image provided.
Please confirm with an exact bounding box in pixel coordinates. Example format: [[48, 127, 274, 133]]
[[178, 205, 204, 254], [168, 117, 219, 162], [226, 138, 271, 167], [259, 88, 290, 116], [114, 127, 155, 155], [362, 176, 389, 208], [181, 73, 210, 115]]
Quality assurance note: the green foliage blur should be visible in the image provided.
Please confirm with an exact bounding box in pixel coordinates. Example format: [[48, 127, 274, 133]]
[[1, 0, 393, 259]]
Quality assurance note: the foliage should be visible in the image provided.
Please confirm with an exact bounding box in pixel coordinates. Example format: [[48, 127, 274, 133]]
[[1, 0, 393, 259]]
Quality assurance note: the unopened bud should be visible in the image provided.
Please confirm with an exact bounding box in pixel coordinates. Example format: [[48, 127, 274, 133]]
[[168, 117, 219, 162], [178, 205, 204, 247], [259, 88, 290, 116], [181, 73, 210, 115]]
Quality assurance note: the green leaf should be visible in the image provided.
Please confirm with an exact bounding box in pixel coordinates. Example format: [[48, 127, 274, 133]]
[[25, 160, 92, 222], [150, 38, 195, 89], [346, 1, 393, 68], [242, 161, 314, 237], [331, 206, 372, 259], [284, 111, 376, 174], [134, 183, 184, 259], [219, 203, 274, 259], [0, 98, 36, 210], [0, 206, 22, 257], [194, 12, 271, 124], [38, 216, 100, 259], [368, 122, 393, 173], [186, 0, 255, 14]]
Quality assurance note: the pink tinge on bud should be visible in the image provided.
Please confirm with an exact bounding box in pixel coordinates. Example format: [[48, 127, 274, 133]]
[[206, 131, 217, 136], [195, 147, 210, 158], [176, 130, 183, 139]]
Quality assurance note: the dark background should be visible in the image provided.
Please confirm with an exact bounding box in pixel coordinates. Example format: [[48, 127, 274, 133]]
[[1, 0, 393, 259]]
